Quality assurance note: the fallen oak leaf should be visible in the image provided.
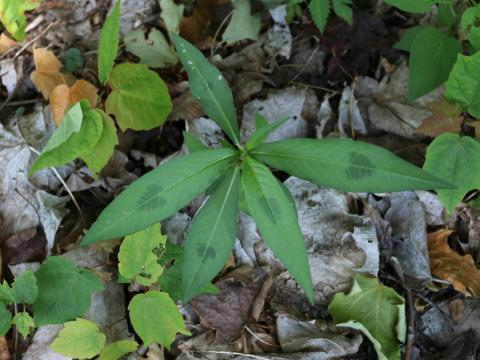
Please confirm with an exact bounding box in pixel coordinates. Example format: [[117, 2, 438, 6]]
[[428, 229, 480, 297], [30, 48, 75, 99]]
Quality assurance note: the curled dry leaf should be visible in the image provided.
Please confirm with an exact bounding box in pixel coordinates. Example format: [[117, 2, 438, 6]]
[[428, 229, 480, 297], [0, 33, 16, 55], [30, 48, 75, 99], [50, 80, 99, 125]]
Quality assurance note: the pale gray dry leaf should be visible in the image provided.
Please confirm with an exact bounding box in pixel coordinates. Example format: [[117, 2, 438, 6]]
[[22, 325, 70, 360], [240, 87, 318, 143], [0, 58, 17, 95], [338, 86, 368, 136], [265, 5, 292, 59], [185, 117, 225, 150], [315, 96, 335, 139], [415, 190, 445, 227], [120, 0, 158, 35], [385, 192, 431, 286], [161, 212, 191, 245]]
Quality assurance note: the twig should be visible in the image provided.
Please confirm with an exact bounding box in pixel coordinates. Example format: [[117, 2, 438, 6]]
[[12, 21, 58, 61], [403, 288, 415, 360], [287, 47, 320, 85], [210, 10, 234, 58]]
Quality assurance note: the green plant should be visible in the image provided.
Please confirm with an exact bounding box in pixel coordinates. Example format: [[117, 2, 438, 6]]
[[80, 32, 451, 303]]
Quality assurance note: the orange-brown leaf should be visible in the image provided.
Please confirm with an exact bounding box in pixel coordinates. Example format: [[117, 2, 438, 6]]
[[70, 79, 98, 107], [428, 229, 480, 297], [49, 84, 71, 126], [414, 114, 463, 137], [0, 33, 16, 55]]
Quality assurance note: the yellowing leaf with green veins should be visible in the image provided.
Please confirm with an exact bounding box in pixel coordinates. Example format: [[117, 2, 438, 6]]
[[328, 275, 406, 360], [128, 291, 190, 348], [29, 102, 104, 176], [81, 110, 118, 178], [0, 0, 42, 40], [424, 133, 480, 214], [98, 0, 120, 84], [0, 303, 12, 336], [105, 63, 172, 131], [160, 0, 184, 33], [118, 223, 166, 286], [33, 257, 104, 326], [222, 0, 261, 44], [124, 29, 177, 68], [12, 312, 34, 338], [50, 318, 106, 359], [99, 340, 138, 360], [11, 270, 37, 304]]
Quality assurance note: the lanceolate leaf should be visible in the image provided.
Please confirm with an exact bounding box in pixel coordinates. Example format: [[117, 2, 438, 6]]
[[251, 138, 452, 192], [172, 33, 240, 145], [241, 157, 313, 302], [183, 131, 208, 152], [423, 133, 480, 213], [105, 63, 173, 131], [182, 167, 240, 302], [246, 115, 289, 150], [81, 148, 238, 245], [309, 0, 329, 33], [332, 0, 352, 25], [98, 0, 120, 84]]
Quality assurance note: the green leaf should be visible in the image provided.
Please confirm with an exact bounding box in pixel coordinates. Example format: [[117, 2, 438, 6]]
[[328, 275, 406, 360], [408, 27, 461, 101], [383, 0, 432, 13], [29, 104, 104, 176], [394, 26, 430, 52], [251, 138, 452, 192], [98, 0, 120, 84], [444, 52, 480, 118], [81, 110, 118, 178], [172, 33, 240, 145], [460, 3, 480, 48], [222, 0, 261, 44], [11, 271, 37, 304], [160, 0, 184, 33], [99, 340, 139, 360], [309, 0, 330, 33], [81, 148, 238, 245], [105, 63, 173, 131], [0, 0, 42, 40], [332, 0, 352, 25], [50, 318, 106, 359], [124, 29, 178, 68], [0, 282, 14, 305], [63, 48, 84, 73], [246, 115, 289, 150], [423, 133, 480, 214], [436, 3, 457, 29], [183, 131, 208, 152], [33, 257, 104, 326], [0, 303, 12, 336], [128, 291, 191, 349], [118, 223, 167, 286], [183, 167, 239, 302], [12, 312, 34, 338], [241, 157, 313, 302]]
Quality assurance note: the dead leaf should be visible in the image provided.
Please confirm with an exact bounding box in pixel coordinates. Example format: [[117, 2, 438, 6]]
[[30, 48, 75, 99], [0, 33, 16, 55], [49, 80, 98, 125], [428, 229, 480, 297], [415, 99, 463, 137], [0, 337, 10, 360]]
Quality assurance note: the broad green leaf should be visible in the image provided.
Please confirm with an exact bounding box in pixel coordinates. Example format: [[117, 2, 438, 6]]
[[33, 257, 104, 326], [0, 281, 14, 305], [12, 312, 34, 338], [460, 3, 480, 48], [0, 0, 42, 40], [423, 133, 480, 213], [183, 167, 239, 302], [81, 148, 238, 245], [394, 26, 430, 52], [383, 0, 432, 13], [11, 270, 37, 304], [444, 52, 480, 118], [241, 157, 313, 302], [172, 33, 240, 145], [81, 110, 118, 178], [98, 0, 120, 84], [436, 3, 457, 29], [183, 131, 208, 152], [246, 115, 289, 150], [118, 223, 167, 286], [408, 27, 461, 101], [160, 0, 184, 33], [128, 291, 191, 349], [50, 318, 106, 359], [309, 0, 330, 33], [222, 0, 261, 44], [29, 104, 104, 176], [251, 138, 452, 192], [99, 340, 139, 360], [328, 275, 406, 360], [124, 29, 178, 68], [332, 0, 352, 25], [105, 63, 173, 131], [0, 303, 12, 336]]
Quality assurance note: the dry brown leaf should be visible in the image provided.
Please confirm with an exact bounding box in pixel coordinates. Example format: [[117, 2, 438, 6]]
[[415, 99, 463, 137], [0, 33, 16, 55], [0, 337, 10, 360], [49, 80, 98, 125], [428, 229, 480, 297], [30, 48, 75, 99]]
